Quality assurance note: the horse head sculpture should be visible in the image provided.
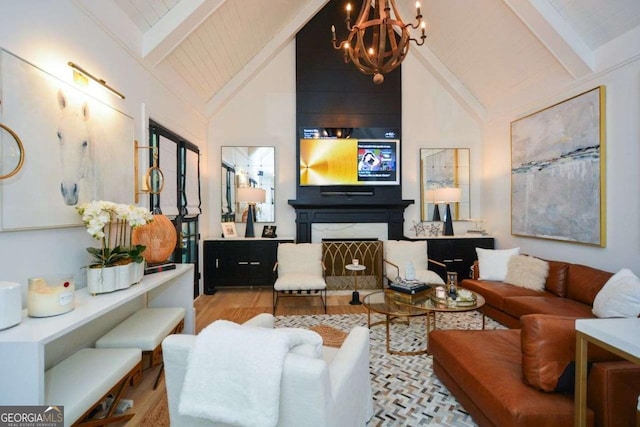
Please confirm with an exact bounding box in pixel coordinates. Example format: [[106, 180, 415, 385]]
[[57, 90, 93, 206]]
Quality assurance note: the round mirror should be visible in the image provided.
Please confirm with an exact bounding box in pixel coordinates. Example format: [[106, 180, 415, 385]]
[[145, 166, 165, 195], [0, 124, 25, 180]]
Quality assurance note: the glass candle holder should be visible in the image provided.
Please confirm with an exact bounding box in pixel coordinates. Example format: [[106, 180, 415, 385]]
[[27, 275, 75, 318], [447, 271, 458, 298]]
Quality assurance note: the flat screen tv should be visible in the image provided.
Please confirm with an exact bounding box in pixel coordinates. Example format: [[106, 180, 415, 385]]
[[299, 127, 400, 186]]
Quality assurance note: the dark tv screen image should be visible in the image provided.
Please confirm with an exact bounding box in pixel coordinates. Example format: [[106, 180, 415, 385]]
[[299, 138, 400, 186]]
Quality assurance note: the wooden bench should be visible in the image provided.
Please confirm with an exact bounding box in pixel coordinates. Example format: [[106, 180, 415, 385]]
[[45, 348, 142, 426], [95, 307, 186, 389]]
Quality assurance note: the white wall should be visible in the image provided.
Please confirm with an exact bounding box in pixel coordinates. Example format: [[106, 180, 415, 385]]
[[0, 1, 207, 296], [208, 43, 484, 240], [482, 59, 640, 275]]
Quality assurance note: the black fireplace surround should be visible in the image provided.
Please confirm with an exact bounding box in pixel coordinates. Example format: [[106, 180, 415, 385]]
[[289, 0, 413, 243]]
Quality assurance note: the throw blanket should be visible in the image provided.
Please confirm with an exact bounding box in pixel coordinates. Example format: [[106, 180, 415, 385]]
[[179, 320, 322, 427]]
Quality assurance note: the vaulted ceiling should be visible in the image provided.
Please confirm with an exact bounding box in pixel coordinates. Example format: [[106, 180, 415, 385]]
[[81, 0, 640, 119]]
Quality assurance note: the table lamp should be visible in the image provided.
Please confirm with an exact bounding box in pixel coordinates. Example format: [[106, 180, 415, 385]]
[[425, 189, 441, 221], [237, 187, 266, 238], [434, 187, 462, 236]]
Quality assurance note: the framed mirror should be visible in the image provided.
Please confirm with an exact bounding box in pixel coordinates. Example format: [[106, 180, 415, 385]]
[[420, 148, 470, 221], [221, 146, 275, 223]]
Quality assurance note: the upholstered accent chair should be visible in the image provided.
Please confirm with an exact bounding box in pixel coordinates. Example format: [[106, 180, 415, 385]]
[[273, 243, 327, 314], [162, 313, 374, 427], [383, 240, 446, 285]]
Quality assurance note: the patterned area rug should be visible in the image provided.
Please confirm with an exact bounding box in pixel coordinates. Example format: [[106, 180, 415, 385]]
[[276, 311, 506, 426]]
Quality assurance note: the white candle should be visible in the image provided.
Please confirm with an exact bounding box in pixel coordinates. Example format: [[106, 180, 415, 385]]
[[353, 259, 359, 266], [435, 286, 446, 299], [28, 276, 75, 318]]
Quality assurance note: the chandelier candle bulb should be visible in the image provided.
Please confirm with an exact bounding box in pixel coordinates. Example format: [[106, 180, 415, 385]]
[[416, 1, 421, 17]]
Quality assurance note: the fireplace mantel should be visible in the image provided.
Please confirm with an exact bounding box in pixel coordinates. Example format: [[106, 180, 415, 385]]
[[288, 199, 414, 243]]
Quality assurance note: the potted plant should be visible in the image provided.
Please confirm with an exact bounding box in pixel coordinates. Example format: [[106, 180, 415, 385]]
[[77, 201, 154, 294]]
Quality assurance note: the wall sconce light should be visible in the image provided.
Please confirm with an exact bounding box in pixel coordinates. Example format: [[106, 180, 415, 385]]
[[68, 61, 125, 99], [134, 140, 164, 203]]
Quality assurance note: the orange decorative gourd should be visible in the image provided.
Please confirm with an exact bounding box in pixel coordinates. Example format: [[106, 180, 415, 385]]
[[132, 214, 177, 264]]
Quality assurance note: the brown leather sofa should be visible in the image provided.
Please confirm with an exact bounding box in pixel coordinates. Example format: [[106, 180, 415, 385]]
[[429, 260, 640, 426], [462, 260, 613, 328]]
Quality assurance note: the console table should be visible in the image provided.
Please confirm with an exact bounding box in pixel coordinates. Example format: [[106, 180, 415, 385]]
[[574, 318, 640, 427], [203, 237, 294, 293], [409, 235, 495, 279], [0, 264, 194, 405]]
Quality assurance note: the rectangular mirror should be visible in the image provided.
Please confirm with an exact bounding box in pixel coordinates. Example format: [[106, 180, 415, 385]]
[[221, 146, 275, 223], [420, 148, 470, 221]]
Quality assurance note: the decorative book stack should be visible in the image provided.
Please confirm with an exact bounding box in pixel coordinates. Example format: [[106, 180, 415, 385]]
[[388, 280, 431, 295]]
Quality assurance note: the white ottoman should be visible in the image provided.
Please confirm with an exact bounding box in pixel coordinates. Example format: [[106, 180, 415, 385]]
[[96, 307, 185, 388], [45, 348, 141, 426]]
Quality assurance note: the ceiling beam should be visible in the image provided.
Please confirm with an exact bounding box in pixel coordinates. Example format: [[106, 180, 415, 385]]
[[503, 0, 594, 78], [143, 0, 226, 66], [205, 0, 330, 118]]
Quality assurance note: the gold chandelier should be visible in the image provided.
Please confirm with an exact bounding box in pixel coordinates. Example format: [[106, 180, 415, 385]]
[[331, 0, 426, 84]]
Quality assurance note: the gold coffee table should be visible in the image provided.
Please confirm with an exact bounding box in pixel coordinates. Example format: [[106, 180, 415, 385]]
[[362, 288, 486, 356]]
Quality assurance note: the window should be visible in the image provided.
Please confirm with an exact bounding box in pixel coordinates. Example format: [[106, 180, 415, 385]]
[[149, 120, 201, 297]]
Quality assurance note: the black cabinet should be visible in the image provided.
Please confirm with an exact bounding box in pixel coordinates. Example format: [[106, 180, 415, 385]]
[[203, 238, 293, 294], [425, 237, 495, 280]]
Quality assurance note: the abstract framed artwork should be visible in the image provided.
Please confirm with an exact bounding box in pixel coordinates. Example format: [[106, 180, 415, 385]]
[[0, 49, 134, 231], [511, 86, 606, 246]]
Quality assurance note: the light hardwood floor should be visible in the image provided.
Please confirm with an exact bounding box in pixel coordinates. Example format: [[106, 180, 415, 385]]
[[116, 288, 368, 426]]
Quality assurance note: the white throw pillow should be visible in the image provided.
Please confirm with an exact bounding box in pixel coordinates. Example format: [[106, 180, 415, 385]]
[[592, 268, 640, 318], [475, 247, 520, 281], [503, 255, 549, 291]]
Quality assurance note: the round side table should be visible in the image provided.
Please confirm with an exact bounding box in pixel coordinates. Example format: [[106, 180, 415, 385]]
[[345, 264, 367, 305]]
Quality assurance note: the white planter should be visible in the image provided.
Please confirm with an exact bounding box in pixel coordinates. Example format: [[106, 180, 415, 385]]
[[87, 263, 142, 295], [131, 261, 144, 285]]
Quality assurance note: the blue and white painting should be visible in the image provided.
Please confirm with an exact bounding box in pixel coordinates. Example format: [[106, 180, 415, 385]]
[[0, 50, 134, 230], [511, 87, 605, 246]]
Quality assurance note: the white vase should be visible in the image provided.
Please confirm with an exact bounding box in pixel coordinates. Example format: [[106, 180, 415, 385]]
[[87, 264, 137, 295]]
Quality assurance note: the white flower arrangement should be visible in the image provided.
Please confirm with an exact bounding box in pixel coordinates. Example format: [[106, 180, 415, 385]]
[[77, 200, 154, 268]]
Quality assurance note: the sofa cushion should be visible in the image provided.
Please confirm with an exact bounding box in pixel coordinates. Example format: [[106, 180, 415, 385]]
[[566, 264, 613, 306], [462, 279, 545, 311], [503, 296, 595, 320], [592, 268, 640, 318], [521, 314, 621, 393], [504, 255, 549, 291], [475, 247, 520, 281], [543, 261, 570, 297]]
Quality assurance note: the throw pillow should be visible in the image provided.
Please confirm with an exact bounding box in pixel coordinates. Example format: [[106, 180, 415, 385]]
[[475, 247, 520, 281], [592, 268, 640, 318], [504, 255, 549, 291]]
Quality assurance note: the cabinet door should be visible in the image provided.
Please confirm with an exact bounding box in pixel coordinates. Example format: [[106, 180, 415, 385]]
[[203, 241, 236, 293]]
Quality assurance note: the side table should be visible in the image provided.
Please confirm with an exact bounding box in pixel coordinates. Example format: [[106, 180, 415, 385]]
[[345, 264, 366, 305], [574, 318, 640, 427]]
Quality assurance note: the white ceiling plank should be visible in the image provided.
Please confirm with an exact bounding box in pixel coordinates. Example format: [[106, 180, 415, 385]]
[[143, 0, 227, 65], [409, 47, 487, 123], [595, 24, 640, 71], [205, 0, 330, 118], [503, 0, 594, 78]]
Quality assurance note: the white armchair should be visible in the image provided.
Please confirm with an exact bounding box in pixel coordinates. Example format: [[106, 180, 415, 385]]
[[162, 313, 373, 427], [383, 240, 446, 285], [273, 243, 327, 314]]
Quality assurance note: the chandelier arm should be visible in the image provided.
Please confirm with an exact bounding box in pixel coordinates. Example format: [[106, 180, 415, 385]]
[[354, 0, 372, 28]]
